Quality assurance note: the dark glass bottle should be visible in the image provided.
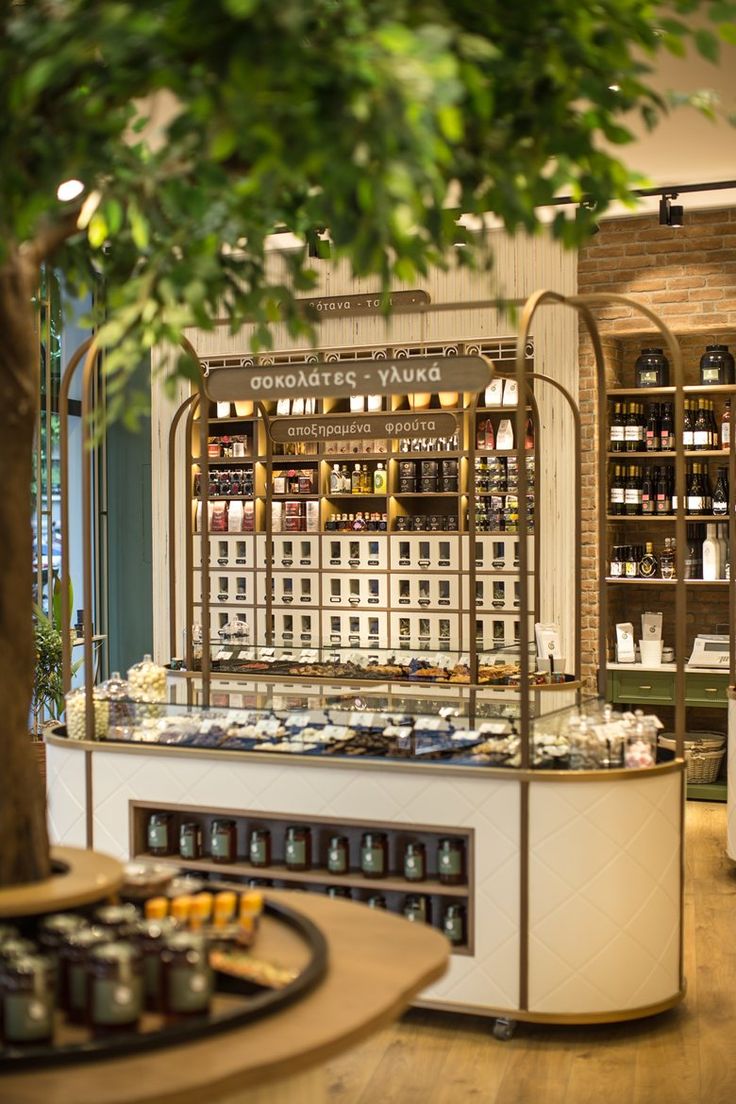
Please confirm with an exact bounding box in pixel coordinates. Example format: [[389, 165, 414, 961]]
[[682, 401, 694, 450], [639, 541, 658, 578], [610, 402, 625, 452], [659, 402, 674, 451], [624, 465, 642, 516], [655, 466, 671, 515], [609, 464, 624, 515], [641, 466, 655, 516], [700, 343, 735, 385], [686, 468, 704, 516], [624, 403, 641, 452], [645, 403, 659, 452], [635, 347, 669, 387], [713, 467, 729, 516], [693, 404, 709, 451]]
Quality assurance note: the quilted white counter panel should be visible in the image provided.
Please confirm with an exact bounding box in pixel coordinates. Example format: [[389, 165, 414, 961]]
[[46, 740, 88, 848], [527, 770, 682, 1014], [89, 749, 521, 1013]]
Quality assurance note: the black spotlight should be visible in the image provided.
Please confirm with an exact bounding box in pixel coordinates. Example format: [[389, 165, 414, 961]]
[[659, 194, 684, 228]]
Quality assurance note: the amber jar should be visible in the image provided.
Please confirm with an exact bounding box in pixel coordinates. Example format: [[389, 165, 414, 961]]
[[326, 886, 352, 899], [366, 894, 387, 910], [94, 903, 140, 939], [249, 828, 272, 868], [161, 933, 213, 1016], [403, 842, 426, 883], [285, 826, 312, 871], [136, 920, 179, 1014], [442, 904, 467, 946], [210, 818, 238, 864], [179, 821, 203, 861], [437, 838, 466, 885], [327, 835, 349, 875], [86, 942, 143, 1034], [0, 954, 54, 1044], [360, 832, 388, 878], [403, 895, 430, 924], [148, 811, 175, 856], [59, 926, 109, 1023]]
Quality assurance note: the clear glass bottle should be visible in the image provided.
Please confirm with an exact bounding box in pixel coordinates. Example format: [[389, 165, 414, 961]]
[[660, 536, 676, 580]]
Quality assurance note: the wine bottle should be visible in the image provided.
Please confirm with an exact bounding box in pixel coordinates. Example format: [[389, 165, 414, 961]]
[[721, 400, 731, 450], [639, 541, 658, 578], [686, 466, 704, 515], [693, 403, 709, 451], [682, 401, 694, 449], [655, 466, 671, 515], [610, 403, 625, 453], [624, 465, 642, 516], [645, 403, 659, 452], [659, 402, 674, 451], [624, 403, 641, 453], [660, 537, 675, 579], [713, 466, 729, 516], [641, 465, 655, 515], [610, 464, 624, 515]]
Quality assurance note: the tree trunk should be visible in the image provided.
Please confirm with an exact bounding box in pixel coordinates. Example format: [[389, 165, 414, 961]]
[[0, 252, 51, 886]]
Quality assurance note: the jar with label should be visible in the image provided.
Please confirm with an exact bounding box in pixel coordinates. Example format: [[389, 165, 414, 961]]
[[161, 933, 213, 1016], [86, 942, 143, 1034], [327, 835, 349, 875], [326, 886, 352, 899], [442, 904, 467, 946], [210, 818, 238, 864], [403, 842, 426, 882], [0, 954, 54, 1044], [94, 904, 140, 940], [285, 826, 312, 871], [360, 832, 388, 878], [366, 894, 387, 909], [179, 821, 203, 861], [0, 925, 19, 947], [403, 895, 431, 924], [59, 927, 109, 1023], [249, 828, 272, 868], [148, 811, 175, 856], [437, 838, 466, 885]]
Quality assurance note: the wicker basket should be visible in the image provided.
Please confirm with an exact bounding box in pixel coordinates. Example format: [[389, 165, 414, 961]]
[[659, 732, 726, 785]]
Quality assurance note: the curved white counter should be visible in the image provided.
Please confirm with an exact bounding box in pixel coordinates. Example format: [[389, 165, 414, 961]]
[[47, 735, 685, 1024]]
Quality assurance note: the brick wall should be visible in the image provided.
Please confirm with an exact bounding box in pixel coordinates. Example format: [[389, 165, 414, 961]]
[[578, 206, 736, 689]]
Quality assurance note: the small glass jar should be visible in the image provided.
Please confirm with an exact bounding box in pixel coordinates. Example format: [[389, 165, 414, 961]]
[[327, 835, 349, 875], [403, 895, 430, 924], [0, 954, 54, 1044], [249, 828, 272, 868], [210, 818, 238, 864], [64, 685, 109, 740], [442, 904, 467, 946], [148, 812, 176, 856], [437, 838, 466, 886], [360, 832, 388, 879], [94, 903, 140, 940], [285, 826, 312, 871], [126, 654, 167, 704], [366, 894, 387, 910], [37, 912, 87, 956], [135, 919, 181, 1012], [161, 933, 213, 1016], [179, 821, 203, 861], [98, 671, 134, 728], [0, 938, 37, 965], [86, 942, 144, 1034], [326, 886, 352, 899], [59, 926, 109, 1022], [403, 842, 426, 883]]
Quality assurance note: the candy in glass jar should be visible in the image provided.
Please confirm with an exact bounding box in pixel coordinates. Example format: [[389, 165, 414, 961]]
[[64, 685, 109, 740], [98, 671, 134, 728], [127, 654, 167, 707]]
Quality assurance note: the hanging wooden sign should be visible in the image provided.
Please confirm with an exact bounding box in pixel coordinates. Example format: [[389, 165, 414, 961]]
[[205, 355, 490, 402], [299, 290, 430, 317], [268, 411, 459, 444]]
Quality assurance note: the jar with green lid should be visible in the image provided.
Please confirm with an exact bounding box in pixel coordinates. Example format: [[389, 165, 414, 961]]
[[366, 894, 387, 910], [179, 821, 203, 861], [403, 895, 430, 924], [0, 954, 54, 1044], [360, 832, 388, 878], [285, 826, 312, 871], [136, 918, 180, 1012], [403, 841, 426, 882], [437, 838, 466, 886], [161, 932, 213, 1016], [94, 903, 140, 940], [147, 811, 175, 856], [210, 818, 238, 864], [249, 827, 272, 868], [442, 904, 467, 946], [59, 926, 109, 1023], [86, 942, 143, 1034], [327, 835, 349, 875], [64, 685, 109, 740]]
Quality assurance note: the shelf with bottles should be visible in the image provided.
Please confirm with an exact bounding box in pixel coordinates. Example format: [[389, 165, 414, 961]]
[[609, 395, 730, 455], [605, 578, 729, 586], [608, 525, 730, 583], [608, 384, 736, 397], [608, 458, 730, 519], [325, 460, 389, 497], [606, 451, 729, 460]]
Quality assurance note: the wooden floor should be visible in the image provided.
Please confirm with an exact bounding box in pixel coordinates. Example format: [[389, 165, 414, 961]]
[[324, 802, 736, 1104]]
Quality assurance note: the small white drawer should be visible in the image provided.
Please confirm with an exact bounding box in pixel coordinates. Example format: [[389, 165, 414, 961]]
[[321, 611, 388, 649], [194, 535, 256, 569], [389, 612, 460, 653], [256, 535, 320, 569], [323, 573, 389, 609], [321, 535, 388, 571], [194, 571, 255, 606], [390, 535, 459, 571], [390, 574, 459, 610]]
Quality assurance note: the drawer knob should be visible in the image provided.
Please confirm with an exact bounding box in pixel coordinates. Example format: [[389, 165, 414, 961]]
[[705, 687, 719, 694], [638, 684, 652, 691]]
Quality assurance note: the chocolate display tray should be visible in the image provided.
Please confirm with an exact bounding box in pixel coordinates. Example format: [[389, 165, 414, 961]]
[[0, 899, 327, 1072]]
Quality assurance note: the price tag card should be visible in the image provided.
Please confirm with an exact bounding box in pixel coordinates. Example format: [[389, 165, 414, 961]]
[[436, 652, 453, 669], [254, 717, 282, 737], [299, 649, 318, 662], [260, 647, 276, 659], [459, 653, 470, 667]]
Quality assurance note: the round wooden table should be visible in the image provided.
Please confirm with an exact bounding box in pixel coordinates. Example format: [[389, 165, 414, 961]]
[[1, 889, 449, 1104]]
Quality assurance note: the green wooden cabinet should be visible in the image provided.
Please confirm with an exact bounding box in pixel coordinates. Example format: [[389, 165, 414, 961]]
[[607, 667, 729, 709]]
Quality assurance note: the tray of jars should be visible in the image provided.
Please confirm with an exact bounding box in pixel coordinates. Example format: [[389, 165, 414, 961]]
[[0, 886, 327, 1070]]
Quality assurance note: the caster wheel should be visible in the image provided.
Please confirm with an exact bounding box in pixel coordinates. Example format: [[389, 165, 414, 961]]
[[493, 1017, 517, 1041]]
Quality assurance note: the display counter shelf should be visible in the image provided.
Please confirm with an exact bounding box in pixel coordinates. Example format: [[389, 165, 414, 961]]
[[47, 723, 685, 1025]]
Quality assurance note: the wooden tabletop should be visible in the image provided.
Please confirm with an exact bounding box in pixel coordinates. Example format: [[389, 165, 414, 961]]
[[1, 889, 449, 1104], [0, 847, 124, 919]]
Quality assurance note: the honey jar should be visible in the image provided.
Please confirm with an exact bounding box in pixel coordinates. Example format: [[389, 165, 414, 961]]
[[161, 933, 213, 1016], [285, 826, 312, 871], [147, 811, 175, 856], [179, 821, 203, 861], [437, 838, 466, 886], [94, 903, 140, 939], [86, 942, 143, 1034], [210, 818, 238, 864], [403, 841, 426, 882], [442, 904, 467, 946], [327, 835, 349, 875], [0, 954, 54, 1044], [403, 895, 431, 924], [59, 927, 109, 1023], [136, 918, 179, 1012], [249, 828, 271, 868], [360, 832, 388, 879]]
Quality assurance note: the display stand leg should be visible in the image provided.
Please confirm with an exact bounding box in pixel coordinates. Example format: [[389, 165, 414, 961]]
[[492, 1017, 517, 1042]]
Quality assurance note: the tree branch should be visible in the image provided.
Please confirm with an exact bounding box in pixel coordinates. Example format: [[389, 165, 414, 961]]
[[21, 206, 84, 268]]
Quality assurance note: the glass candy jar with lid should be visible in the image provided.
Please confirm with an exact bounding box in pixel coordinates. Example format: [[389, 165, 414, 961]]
[[0, 954, 54, 1044], [127, 654, 167, 716], [700, 343, 735, 385], [64, 684, 109, 740], [98, 670, 134, 728], [635, 347, 670, 388]]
